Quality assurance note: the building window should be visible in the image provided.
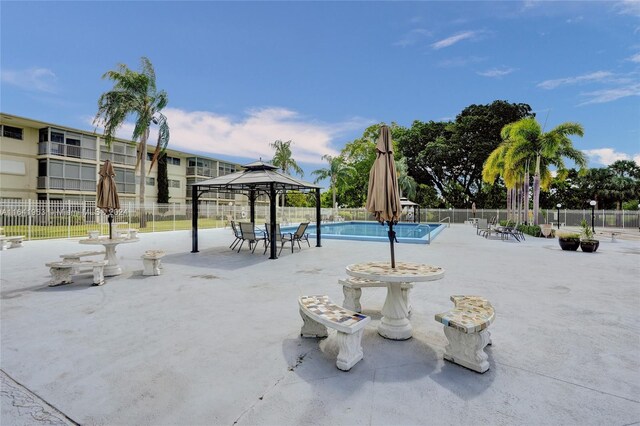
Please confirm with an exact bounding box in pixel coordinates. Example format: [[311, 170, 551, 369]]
[[169, 157, 181, 165], [146, 177, 155, 186], [169, 179, 180, 188], [2, 125, 23, 140]]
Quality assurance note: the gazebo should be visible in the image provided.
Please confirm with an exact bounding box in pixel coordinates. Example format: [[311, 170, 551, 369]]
[[400, 197, 420, 223], [190, 161, 322, 259]]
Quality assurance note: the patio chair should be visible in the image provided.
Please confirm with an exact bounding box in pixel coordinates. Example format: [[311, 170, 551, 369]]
[[263, 223, 286, 255], [229, 221, 242, 250], [237, 222, 266, 253], [476, 218, 489, 236], [282, 222, 310, 253]]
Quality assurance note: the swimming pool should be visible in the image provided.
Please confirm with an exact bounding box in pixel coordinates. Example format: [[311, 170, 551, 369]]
[[282, 221, 445, 244]]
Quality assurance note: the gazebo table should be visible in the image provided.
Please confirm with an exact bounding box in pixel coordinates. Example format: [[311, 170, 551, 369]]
[[346, 261, 445, 340], [79, 237, 139, 276]]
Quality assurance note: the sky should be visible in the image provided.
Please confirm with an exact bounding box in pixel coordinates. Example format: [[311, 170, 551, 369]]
[[1, 1, 639, 186]]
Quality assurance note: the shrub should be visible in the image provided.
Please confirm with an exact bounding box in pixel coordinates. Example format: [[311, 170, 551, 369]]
[[517, 224, 542, 237]]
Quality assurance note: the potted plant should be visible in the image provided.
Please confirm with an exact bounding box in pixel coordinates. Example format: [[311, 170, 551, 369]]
[[557, 231, 581, 251], [540, 223, 554, 238], [579, 219, 599, 253]]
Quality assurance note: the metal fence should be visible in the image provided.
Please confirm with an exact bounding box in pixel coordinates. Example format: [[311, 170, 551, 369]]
[[1, 200, 638, 240]]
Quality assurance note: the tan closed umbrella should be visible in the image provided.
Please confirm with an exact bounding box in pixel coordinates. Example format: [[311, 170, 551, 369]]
[[366, 125, 402, 268], [97, 159, 120, 239]]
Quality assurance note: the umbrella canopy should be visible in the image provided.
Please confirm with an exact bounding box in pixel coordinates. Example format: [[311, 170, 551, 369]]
[[366, 125, 402, 267], [97, 160, 120, 239]]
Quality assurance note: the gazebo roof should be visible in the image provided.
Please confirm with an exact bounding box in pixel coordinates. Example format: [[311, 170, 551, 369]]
[[191, 161, 320, 193], [400, 197, 419, 207]]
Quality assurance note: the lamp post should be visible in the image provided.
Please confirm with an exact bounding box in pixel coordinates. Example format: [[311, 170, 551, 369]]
[[556, 203, 561, 229], [589, 200, 596, 233]]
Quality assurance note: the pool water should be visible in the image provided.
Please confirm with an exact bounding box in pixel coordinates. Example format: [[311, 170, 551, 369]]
[[283, 221, 445, 244]]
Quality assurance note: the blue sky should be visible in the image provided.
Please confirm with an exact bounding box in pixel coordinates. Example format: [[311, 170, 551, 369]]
[[2, 1, 639, 182]]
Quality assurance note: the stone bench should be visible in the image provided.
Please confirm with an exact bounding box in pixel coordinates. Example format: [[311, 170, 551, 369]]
[[609, 232, 619, 242], [142, 250, 165, 276], [338, 277, 413, 314], [298, 295, 371, 371], [435, 295, 495, 373], [45, 260, 108, 287], [0, 236, 24, 250], [60, 250, 106, 274]]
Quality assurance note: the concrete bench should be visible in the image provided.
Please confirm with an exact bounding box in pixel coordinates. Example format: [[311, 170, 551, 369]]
[[45, 260, 108, 287], [141, 250, 165, 276], [338, 277, 413, 314], [435, 295, 495, 373], [298, 295, 371, 371], [610, 232, 620, 242], [0, 236, 25, 250], [60, 250, 106, 274]]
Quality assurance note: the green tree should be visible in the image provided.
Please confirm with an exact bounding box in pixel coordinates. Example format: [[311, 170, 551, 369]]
[[94, 57, 169, 227], [397, 101, 533, 207], [501, 118, 586, 224], [311, 154, 355, 216], [608, 160, 640, 209], [270, 139, 304, 214], [338, 124, 380, 207], [395, 157, 417, 200]]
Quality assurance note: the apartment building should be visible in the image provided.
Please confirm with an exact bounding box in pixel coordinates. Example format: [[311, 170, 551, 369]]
[[0, 113, 250, 206]]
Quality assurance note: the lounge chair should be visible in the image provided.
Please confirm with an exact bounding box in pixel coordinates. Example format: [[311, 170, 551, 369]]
[[237, 222, 266, 253], [229, 221, 242, 250], [263, 223, 286, 255], [282, 222, 310, 253]]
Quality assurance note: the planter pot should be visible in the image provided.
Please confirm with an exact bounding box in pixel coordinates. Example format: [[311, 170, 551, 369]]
[[580, 239, 600, 253], [558, 237, 580, 251], [540, 224, 553, 238]]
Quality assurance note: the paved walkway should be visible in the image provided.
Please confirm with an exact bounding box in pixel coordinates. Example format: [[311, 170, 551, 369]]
[[1, 224, 639, 425]]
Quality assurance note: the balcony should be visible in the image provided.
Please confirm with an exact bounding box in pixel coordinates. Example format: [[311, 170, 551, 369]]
[[186, 166, 214, 177], [38, 142, 96, 160], [37, 177, 97, 191]]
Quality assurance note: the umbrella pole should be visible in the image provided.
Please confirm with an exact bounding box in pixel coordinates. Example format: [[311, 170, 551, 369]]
[[388, 221, 396, 269], [108, 213, 113, 240]]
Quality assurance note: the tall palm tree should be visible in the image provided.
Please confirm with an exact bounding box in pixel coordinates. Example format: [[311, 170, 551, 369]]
[[270, 140, 304, 214], [501, 118, 585, 225], [93, 57, 169, 228], [311, 154, 355, 216], [395, 157, 417, 200]]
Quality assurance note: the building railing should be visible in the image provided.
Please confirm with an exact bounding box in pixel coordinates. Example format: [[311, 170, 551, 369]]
[[36, 177, 97, 191], [1, 200, 638, 241], [186, 166, 215, 177], [38, 142, 97, 160]]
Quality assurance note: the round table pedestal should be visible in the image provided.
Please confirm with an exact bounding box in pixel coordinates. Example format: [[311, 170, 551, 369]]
[[103, 244, 122, 277], [379, 283, 412, 340]]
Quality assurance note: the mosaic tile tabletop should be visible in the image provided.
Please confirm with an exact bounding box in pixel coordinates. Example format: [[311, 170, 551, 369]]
[[299, 295, 368, 327], [346, 261, 445, 283], [436, 297, 495, 333]]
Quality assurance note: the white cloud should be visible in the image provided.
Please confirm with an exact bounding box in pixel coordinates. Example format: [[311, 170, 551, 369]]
[[626, 52, 640, 63], [477, 67, 517, 78], [437, 56, 486, 68], [393, 28, 430, 47], [634, 154, 640, 165], [615, 0, 640, 17], [96, 107, 373, 165], [565, 16, 584, 24], [431, 31, 478, 49], [583, 148, 636, 166], [537, 71, 613, 89], [578, 82, 640, 105], [1, 67, 58, 93]]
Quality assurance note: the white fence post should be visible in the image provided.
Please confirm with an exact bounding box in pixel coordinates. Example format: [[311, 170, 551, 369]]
[[27, 199, 32, 240], [173, 203, 176, 231]]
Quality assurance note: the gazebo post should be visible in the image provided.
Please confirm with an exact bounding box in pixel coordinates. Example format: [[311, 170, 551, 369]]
[[191, 185, 199, 253], [269, 183, 277, 259], [249, 188, 256, 225], [315, 188, 322, 247]]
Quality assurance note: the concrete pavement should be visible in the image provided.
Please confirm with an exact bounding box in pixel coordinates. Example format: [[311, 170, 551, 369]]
[[1, 224, 639, 425]]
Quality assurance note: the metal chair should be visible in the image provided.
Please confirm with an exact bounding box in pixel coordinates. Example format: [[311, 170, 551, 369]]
[[237, 222, 266, 253], [282, 222, 310, 253]]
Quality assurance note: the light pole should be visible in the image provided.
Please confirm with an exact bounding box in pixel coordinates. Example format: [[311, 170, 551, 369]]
[[556, 203, 561, 230], [589, 200, 596, 233]]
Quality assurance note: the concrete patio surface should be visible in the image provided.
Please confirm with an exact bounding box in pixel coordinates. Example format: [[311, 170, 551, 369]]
[[1, 224, 639, 425]]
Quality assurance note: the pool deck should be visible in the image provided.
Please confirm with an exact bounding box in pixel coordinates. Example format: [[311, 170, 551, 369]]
[[1, 224, 639, 425]]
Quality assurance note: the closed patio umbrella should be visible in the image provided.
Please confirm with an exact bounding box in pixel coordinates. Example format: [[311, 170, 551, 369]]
[[366, 125, 402, 268], [97, 159, 120, 239]]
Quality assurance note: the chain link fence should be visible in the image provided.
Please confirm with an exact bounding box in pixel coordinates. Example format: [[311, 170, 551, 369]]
[[1, 200, 638, 240]]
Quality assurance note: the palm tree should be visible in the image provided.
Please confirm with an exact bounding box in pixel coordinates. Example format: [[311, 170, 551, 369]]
[[395, 157, 417, 200], [270, 140, 304, 215], [501, 118, 585, 225], [93, 57, 169, 228], [311, 154, 355, 217]]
